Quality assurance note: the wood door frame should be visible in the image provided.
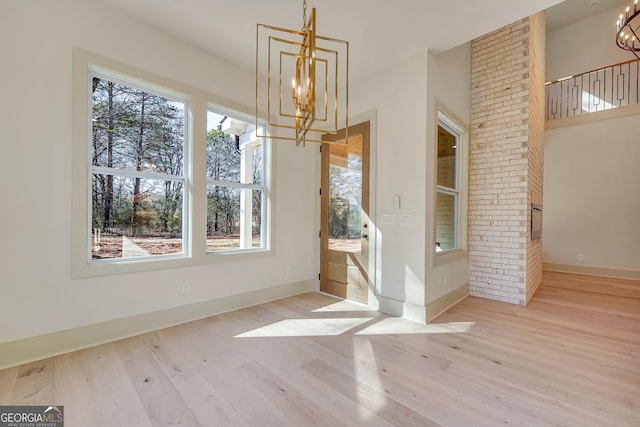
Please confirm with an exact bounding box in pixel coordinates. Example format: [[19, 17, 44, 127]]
[[320, 121, 371, 303]]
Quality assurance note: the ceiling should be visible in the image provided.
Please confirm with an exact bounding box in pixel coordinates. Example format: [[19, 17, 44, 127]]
[[545, 0, 630, 32], [96, 0, 630, 80], [97, 0, 563, 80]]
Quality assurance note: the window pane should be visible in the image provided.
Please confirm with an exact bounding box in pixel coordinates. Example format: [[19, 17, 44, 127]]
[[437, 125, 457, 188], [92, 78, 185, 175], [91, 174, 183, 259], [207, 187, 262, 251], [250, 145, 264, 185], [328, 147, 362, 253], [436, 191, 456, 251], [206, 109, 266, 253], [207, 113, 265, 185], [207, 129, 241, 182]]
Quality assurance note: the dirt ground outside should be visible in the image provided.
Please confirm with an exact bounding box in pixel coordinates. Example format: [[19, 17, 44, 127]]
[[92, 234, 260, 259]]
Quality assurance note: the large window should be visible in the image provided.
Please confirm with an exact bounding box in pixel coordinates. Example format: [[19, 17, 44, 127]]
[[72, 50, 271, 276], [206, 110, 266, 252], [90, 72, 188, 261], [435, 112, 463, 253]]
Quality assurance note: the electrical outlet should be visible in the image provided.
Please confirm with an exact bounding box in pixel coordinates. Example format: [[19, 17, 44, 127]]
[[577, 254, 584, 262], [181, 282, 190, 295]]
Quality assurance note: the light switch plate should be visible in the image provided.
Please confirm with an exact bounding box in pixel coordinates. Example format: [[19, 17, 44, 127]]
[[380, 214, 397, 225], [399, 214, 415, 226]]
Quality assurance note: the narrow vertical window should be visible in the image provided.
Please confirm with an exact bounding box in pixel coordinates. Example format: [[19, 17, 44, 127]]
[[435, 112, 462, 253], [90, 71, 188, 261], [206, 109, 267, 252]]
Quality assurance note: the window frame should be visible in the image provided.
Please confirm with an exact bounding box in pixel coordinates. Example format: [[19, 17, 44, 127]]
[[205, 106, 270, 253], [434, 110, 467, 258], [71, 49, 271, 278], [88, 69, 191, 264]]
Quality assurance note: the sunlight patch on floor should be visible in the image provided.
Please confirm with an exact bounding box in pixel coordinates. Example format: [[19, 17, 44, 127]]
[[312, 300, 377, 313], [355, 318, 475, 335], [234, 315, 474, 338], [234, 318, 373, 338]]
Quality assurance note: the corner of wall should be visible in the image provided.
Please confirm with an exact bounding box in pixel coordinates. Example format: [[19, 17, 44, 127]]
[[426, 284, 469, 323], [526, 11, 546, 303]]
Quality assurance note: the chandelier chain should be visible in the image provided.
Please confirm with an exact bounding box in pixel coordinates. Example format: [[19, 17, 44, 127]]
[[302, 0, 308, 33]]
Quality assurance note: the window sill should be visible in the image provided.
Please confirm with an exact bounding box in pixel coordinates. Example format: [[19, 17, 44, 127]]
[[434, 248, 467, 267], [72, 255, 194, 279], [207, 247, 271, 258], [72, 248, 273, 279]]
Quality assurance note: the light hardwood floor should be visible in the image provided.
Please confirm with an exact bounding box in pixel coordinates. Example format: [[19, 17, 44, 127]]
[[0, 271, 638, 426]]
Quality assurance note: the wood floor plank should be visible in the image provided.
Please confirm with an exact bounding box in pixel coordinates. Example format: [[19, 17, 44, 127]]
[[11, 359, 55, 405], [127, 326, 251, 427], [543, 271, 640, 298], [165, 373, 251, 427], [0, 366, 17, 404], [123, 351, 200, 426], [55, 344, 152, 427], [235, 360, 346, 427], [168, 318, 295, 426], [302, 358, 441, 427], [361, 339, 559, 427], [233, 327, 397, 427], [0, 272, 637, 426]]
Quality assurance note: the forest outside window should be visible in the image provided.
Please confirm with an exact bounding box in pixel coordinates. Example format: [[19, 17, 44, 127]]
[[74, 50, 272, 277], [90, 71, 188, 262], [206, 109, 266, 252]]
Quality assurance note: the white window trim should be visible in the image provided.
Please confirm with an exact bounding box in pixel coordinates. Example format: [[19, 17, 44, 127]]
[[88, 69, 191, 264], [71, 48, 271, 278], [434, 109, 468, 262], [205, 105, 270, 254]]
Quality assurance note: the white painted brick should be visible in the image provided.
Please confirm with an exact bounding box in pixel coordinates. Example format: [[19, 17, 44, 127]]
[[468, 13, 545, 306]]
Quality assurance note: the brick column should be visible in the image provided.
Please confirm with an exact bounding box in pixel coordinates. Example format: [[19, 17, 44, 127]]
[[468, 13, 545, 305]]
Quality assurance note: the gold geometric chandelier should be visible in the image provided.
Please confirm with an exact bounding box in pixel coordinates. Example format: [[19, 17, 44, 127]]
[[256, 0, 349, 146], [616, 0, 640, 60]]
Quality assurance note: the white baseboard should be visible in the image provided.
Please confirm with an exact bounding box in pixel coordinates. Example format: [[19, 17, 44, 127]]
[[0, 279, 314, 370], [376, 295, 426, 323], [426, 284, 469, 323], [543, 263, 640, 281]]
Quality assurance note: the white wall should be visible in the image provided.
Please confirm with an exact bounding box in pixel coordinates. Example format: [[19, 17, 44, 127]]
[[350, 53, 429, 320], [0, 0, 318, 344], [426, 43, 471, 305], [347, 42, 471, 321], [544, 114, 640, 273], [544, 5, 640, 275], [546, 5, 630, 81]]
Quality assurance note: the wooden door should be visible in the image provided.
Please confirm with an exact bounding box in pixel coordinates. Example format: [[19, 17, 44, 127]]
[[320, 121, 370, 304]]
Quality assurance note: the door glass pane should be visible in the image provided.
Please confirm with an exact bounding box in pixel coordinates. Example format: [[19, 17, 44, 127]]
[[328, 136, 363, 253]]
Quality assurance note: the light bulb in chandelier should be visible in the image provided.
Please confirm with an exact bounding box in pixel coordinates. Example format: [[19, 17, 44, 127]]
[[616, 0, 640, 58]]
